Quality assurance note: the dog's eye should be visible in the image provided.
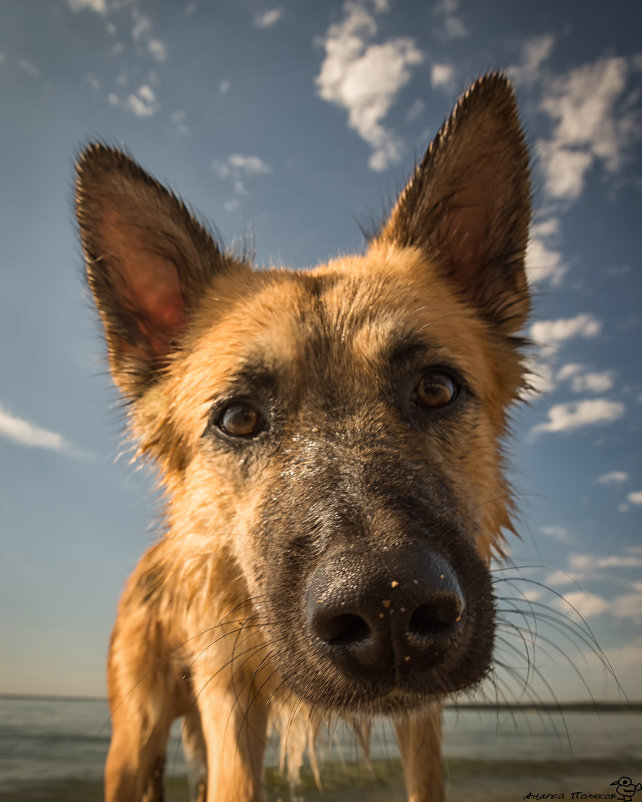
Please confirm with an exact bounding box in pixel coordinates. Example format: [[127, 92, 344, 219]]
[[218, 403, 263, 438], [415, 372, 458, 409]]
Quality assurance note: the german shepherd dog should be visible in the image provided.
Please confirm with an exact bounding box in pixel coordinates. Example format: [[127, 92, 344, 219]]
[[76, 73, 532, 802]]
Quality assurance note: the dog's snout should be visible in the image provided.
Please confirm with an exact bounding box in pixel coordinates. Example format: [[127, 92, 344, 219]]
[[306, 547, 465, 681]]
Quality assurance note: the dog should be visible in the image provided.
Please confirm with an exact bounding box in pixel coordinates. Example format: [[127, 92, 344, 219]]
[[75, 72, 532, 802]]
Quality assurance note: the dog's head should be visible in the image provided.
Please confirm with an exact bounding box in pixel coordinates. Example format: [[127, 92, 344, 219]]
[[76, 74, 531, 715]]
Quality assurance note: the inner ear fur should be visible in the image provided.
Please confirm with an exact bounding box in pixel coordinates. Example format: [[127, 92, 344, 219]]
[[75, 144, 233, 398], [378, 72, 532, 333]]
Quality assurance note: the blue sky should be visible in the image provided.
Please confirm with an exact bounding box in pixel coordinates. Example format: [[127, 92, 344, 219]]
[[0, 0, 641, 702]]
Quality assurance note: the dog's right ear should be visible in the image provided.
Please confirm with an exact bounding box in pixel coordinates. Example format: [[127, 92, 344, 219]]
[[75, 144, 231, 398], [377, 73, 531, 334]]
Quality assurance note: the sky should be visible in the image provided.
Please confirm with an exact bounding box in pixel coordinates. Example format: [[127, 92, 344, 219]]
[[0, 0, 641, 703]]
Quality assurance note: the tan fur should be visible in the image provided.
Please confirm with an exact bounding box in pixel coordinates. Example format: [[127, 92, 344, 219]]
[[76, 74, 532, 801]]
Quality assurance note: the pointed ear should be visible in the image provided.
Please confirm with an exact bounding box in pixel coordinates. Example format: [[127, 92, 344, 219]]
[[378, 73, 531, 333], [75, 144, 231, 398]]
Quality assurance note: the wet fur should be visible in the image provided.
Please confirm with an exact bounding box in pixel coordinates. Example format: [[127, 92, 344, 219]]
[[76, 74, 532, 801]]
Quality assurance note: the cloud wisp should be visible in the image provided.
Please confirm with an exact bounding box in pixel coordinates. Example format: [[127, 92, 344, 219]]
[[253, 7, 283, 28], [556, 364, 615, 394], [530, 313, 602, 354], [120, 84, 160, 119], [211, 154, 272, 212], [431, 0, 468, 40], [315, 0, 423, 171], [596, 471, 629, 485], [525, 217, 567, 285], [524, 313, 604, 399], [0, 405, 83, 457], [538, 56, 641, 201], [532, 398, 625, 435], [67, 0, 107, 13]]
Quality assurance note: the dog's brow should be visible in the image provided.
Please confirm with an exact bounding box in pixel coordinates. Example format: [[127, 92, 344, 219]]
[[218, 358, 275, 395], [387, 336, 434, 366], [374, 330, 449, 370]]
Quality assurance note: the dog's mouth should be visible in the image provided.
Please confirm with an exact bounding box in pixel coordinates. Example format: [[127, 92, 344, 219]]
[[266, 541, 495, 715]]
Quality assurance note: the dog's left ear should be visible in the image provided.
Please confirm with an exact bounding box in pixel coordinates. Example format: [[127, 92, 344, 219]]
[[378, 73, 531, 333], [75, 144, 233, 399]]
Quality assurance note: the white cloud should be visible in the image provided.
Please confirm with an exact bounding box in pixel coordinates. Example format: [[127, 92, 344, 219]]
[[131, 12, 151, 40], [212, 154, 272, 179], [571, 371, 614, 394], [530, 313, 602, 350], [171, 109, 189, 136], [525, 217, 567, 284], [538, 56, 641, 201], [431, 0, 467, 40], [540, 525, 571, 543], [18, 59, 40, 78], [523, 356, 556, 397], [224, 197, 241, 213], [555, 590, 609, 619], [557, 363, 583, 382], [0, 405, 73, 454], [577, 554, 642, 570], [125, 84, 159, 117], [596, 470, 629, 485], [212, 154, 272, 210], [253, 7, 283, 28], [610, 591, 642, 623], [67, 0, 107, 12], [556, 364, 615, 394], [544, 569, 576, 586], [568, 552, 642, 577], [315, 0, 423, 171], [569, 636, 642, 701], [230, 154, 271, 175], [507, 34, 555, 86], [406, 98, 424, 122], [627, 491, 642, 505], [526, 317, 605, 399], [533, 398, 625, 434], [430, 62, 456, 91], [219, 79, 231, 94], [148, 39, 167, 62], [537, 143, 593, 201], [86, 73, 101, 91]]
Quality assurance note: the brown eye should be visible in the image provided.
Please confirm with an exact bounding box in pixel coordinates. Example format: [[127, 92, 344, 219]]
[[416, 372, 458, 409], [219, 403, 263, 437]]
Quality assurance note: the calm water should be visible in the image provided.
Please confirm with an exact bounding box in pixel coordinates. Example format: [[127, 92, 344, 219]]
[[1, 696, 640, 801]]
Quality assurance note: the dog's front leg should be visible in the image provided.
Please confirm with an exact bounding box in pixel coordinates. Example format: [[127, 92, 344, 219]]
[[394, 704, 444, 802], [195, 673, 269, 802]]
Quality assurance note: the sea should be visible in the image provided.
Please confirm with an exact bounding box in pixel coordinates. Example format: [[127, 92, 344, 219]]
[[1, 696, 641, 801]]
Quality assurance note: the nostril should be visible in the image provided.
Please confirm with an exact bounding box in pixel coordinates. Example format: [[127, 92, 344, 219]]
[[409, 598, 463, 637], [315, 613, 371, 645]]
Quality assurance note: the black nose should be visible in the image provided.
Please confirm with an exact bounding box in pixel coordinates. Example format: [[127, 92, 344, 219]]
[[306, 546, 465, 681]]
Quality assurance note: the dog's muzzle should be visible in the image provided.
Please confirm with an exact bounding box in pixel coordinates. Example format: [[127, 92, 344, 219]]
[[305, 544, 467, 682]]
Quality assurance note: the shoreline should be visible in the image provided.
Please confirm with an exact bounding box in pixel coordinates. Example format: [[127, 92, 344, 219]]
[[1, 693, 640, 713], [2, 757, 635, 802]]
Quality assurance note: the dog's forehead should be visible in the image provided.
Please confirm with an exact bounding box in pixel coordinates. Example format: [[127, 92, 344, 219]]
[[189, 245, 491, 390], [279, 249, 489, 379]]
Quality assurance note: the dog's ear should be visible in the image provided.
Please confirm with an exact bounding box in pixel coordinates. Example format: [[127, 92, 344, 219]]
[[378, 73, 531, 333], [75, 144, 231, 398]]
